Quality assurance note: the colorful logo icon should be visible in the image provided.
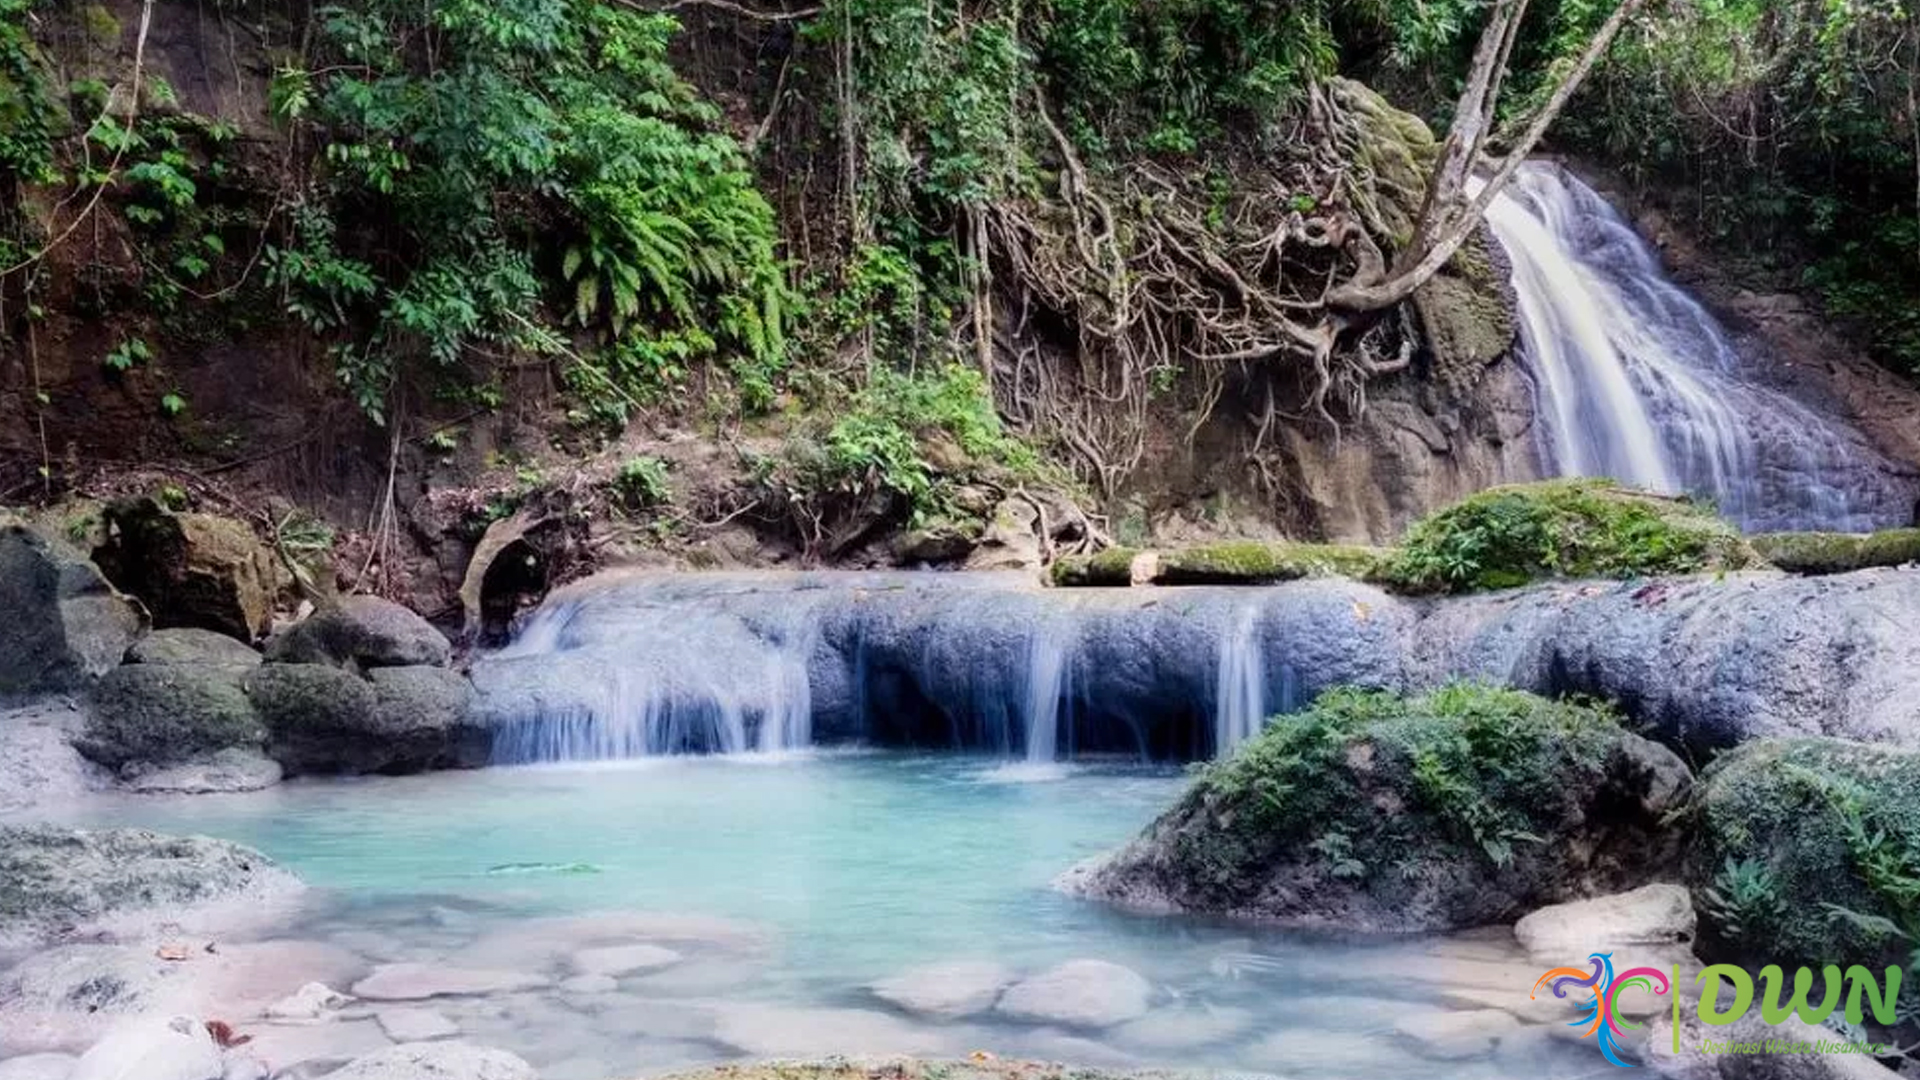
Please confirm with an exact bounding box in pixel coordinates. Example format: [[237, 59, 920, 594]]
[[1532, 952, 1672, 1067]]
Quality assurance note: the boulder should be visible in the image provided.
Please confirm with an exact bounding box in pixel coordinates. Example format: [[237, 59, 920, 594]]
[[994, 960, 1153, 1029], [93, 500, 280, 642], [870, 959, 1016, 1020], [266, 596, 450, 670], [67, 1015, 223, 1080], [250, 664, 478, 775], [1687, 738, 1920, 972], [125, 628, 262, 669], [78, 665, 262, 770], [1513, 883, 1696, 958], [0, 524, 145, 701], [567, 943, 680, 977], [0, 826, 301, 947], [264, 982, 353, 1022], [1751, 529, 1920, 576], [322, 1043, 535, 1080], [962, 499, 1041, 573], [1392, 1008, 1521, 1060], [1061, 685, 1691, 931], [120, 749, 282, 794]]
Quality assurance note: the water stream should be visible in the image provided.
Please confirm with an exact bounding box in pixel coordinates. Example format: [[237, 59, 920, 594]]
[[1484, 163, 1913, 532], [26, 753, 1614, 1080]]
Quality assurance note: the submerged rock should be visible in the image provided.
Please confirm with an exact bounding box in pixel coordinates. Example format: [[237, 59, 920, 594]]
[[350, 964, 549, 1002], [119, 748, 282, 794], [373, 1008, 461, 1042], [0, 524, 145, 702], [1061, 686, 1690, 931], [1686, 737, 1920, 972], [0, 826, 301, 947], [266, 596, 451, 670], [567, 943, 680, 977], [994, 959, 1153, 1029], [323, 1042, 535, 1080], [709, 1004, 950, 1057], [1392, 1008, 1521, 1061], [869, 959, 1015, 1020], [67, 1015, 222, 1080], [78, 663, 262, 769], [1512, 883, 1695, 957]]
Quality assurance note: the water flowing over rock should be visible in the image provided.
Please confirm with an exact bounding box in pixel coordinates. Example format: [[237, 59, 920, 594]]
[[471, 567, 1920, 764], [1484, 164, 1915, 532]]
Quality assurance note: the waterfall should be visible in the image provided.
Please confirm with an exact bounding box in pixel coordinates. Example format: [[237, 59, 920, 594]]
[[1482, 163, 1911, 533], [1213, 606, 1266, 755], [1021, 623, 1073, 763]]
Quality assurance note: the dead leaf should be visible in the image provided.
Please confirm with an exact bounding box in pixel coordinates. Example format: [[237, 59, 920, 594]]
[[205, 1019, 252, 1048], [155, 943, 189, 962]]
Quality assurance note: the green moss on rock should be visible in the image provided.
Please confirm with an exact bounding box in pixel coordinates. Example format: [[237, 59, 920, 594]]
[[1155, 541, 1387, 585], [1688, 738, 1920, 972], [1049, 547, 1139, 587], [1380, 479, 1758, 594], [1750, 528, 1920, 576], [1068, 684, 1690, 930]]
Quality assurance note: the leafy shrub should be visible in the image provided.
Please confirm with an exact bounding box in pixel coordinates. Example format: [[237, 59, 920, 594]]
[[612, 455, 672, 510], [1382, 479, 1757, 593]]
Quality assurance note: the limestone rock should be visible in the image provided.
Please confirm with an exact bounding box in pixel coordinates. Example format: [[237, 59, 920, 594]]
[[557, 974, 617, 995], [1062, 686, 1691, 931], [0, 705, 110, 815], [0, 1054, 78, 1080], [93, 500, 280, 642], [266, 596, 451, 670], [67, 1015, 222, 1080], [709, 1004, 949, 1057], [0, 826, 301, 947], [250, 663, 480, 775], [350, 964, 548, 1002], [125, 628, 262, 668], [365, 666, 487, 770], [323, 1042, 535, 1080], [1514, 883, 1696, 957], [79, 663, 262, 769], [1393, 1008, 1521, 1061], [568, 943, 681, 977], [0, 524, 145, 701], [1108, 1004, 1254, 1051], [869, 959, 1015, 1021], [374, 1008, 460, 1042], [264, 982, 354, 1022], [994, 960, 1153, 1029], [963, 499, 1042, 573], [120, 749, 282, 794]]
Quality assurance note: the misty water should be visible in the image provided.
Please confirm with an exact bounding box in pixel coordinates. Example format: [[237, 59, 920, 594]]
[[35, 752, 1613, 1079]]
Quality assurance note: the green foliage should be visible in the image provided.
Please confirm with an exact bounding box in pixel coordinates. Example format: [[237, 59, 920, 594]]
[[269, 0, 790, 423], [103, 337, 152, 373], [0, 0, 56, 183], [1751, 529, 1920, 576], [1171, 683, 1630, 904], [612, 455, 672, 510], [1691, 738, 1920, 975], [1382, 479, 1757, 593]]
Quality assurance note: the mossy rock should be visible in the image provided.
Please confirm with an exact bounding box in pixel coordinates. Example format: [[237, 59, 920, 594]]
[[1155, 541, 1387, 585], [1065, 684, 1690, 931], [1687, 738, 1920, 973], [1049, 547, 1140, 587], [1750, 528, 1920, 576], [1379, 479, 1759, 594], [79, 663, 264, 768]]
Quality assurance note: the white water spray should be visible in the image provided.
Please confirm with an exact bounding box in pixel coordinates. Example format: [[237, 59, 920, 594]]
[[1213, 606, 1266, 755], [1021, 624, 1073, 763], [1483, 164, 1910, 532]]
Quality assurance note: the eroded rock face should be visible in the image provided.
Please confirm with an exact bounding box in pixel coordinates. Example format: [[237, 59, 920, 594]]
[[79, 664, 264, 769], [0, 524, 145, 702], [0, 826, 301, 948], [1060, 687, 1691, 932], [266, 596, 451, 670], [93, 500, 281, 643]]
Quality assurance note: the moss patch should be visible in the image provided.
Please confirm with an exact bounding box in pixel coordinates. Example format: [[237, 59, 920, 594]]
[[1155, 541, 1387, 585], [1750, 528, 1920, 575], [1379, 479, 1758, 594], [1689, 738, 1920, 972], [1100, 683, 1687, 928], [1049, 547, 1139, 586]]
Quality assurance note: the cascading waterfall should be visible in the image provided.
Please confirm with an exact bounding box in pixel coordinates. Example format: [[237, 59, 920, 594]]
[[1483, 163, 1912, 533], [1213, 606, 1267, 755], [1021, 623, 1073, 763]]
